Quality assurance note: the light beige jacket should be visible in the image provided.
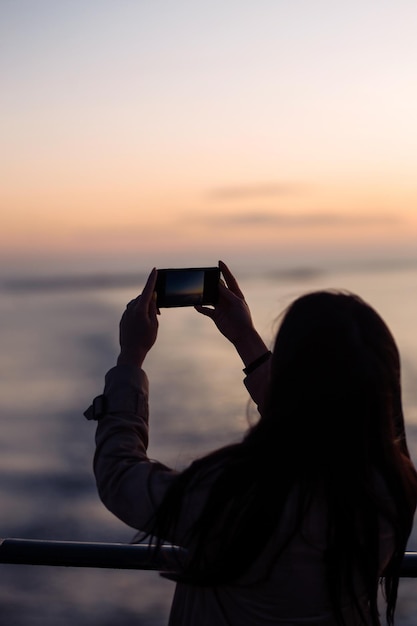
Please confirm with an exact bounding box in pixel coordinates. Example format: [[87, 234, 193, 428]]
[[91, 363, 394, 626]]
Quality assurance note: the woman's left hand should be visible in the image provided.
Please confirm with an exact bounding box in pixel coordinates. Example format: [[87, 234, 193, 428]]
[[117, 268, 159, 368]]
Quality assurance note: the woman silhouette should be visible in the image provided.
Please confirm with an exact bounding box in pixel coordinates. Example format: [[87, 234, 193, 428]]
[[87, 261, 417, 625]]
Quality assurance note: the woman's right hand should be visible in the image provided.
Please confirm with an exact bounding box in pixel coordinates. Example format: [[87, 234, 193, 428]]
[[117, 268, 159, 368], [195, 261, 269, 365]]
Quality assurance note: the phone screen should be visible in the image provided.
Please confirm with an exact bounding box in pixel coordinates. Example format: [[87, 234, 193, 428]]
[[156, 267, 219, 308]]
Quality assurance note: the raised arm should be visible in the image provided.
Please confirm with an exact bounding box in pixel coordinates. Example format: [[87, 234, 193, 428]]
[[195, 261, 271, 412], [117, 267, 159, 368], [195, 261, 269, 368]]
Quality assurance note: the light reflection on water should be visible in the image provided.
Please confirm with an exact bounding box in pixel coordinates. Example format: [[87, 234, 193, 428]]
[[0, 264, 417, 625]]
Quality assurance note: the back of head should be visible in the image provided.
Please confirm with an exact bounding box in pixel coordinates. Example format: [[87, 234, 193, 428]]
[[254, 290, 417, 626], [151, 291, 416, 626], [256, 290, 406, 477]]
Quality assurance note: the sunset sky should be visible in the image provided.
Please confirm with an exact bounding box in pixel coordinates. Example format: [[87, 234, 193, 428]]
[[2, 0, 417, 273]]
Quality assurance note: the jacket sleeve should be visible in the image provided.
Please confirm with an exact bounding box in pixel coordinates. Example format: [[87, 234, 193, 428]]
[[92, 364, 179, 532], [89, 359, 269, 538]]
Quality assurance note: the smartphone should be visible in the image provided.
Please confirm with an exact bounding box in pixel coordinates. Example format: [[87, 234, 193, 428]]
[[155, 266, 220, 308]]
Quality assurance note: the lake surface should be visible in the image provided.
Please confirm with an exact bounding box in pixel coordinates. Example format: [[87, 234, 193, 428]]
[[1, 261, 417, 625]]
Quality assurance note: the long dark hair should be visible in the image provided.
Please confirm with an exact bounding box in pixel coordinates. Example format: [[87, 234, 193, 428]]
[[147, 291, 417, 625]]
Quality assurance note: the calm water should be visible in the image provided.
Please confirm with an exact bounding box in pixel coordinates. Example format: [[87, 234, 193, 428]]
[[0, 262, 417, 625]]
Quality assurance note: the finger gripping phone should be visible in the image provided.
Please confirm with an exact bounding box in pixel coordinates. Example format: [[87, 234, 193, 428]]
[[155, 266, 220, 308]]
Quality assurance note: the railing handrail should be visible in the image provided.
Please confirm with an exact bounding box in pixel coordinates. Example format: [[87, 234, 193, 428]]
[[1, 538, 417, 577], [0, 538, 182, 571]]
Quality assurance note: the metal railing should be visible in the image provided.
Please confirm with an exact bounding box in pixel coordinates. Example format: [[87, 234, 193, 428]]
[[0, 538, 180, 571], [1, 538, 417, 577]]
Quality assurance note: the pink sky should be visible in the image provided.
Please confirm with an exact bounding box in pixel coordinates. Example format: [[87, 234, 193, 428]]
[[1, 1, 416, 270]]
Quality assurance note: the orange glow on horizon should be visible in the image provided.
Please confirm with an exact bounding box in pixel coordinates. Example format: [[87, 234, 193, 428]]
[[1, 2, 417, 267]]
